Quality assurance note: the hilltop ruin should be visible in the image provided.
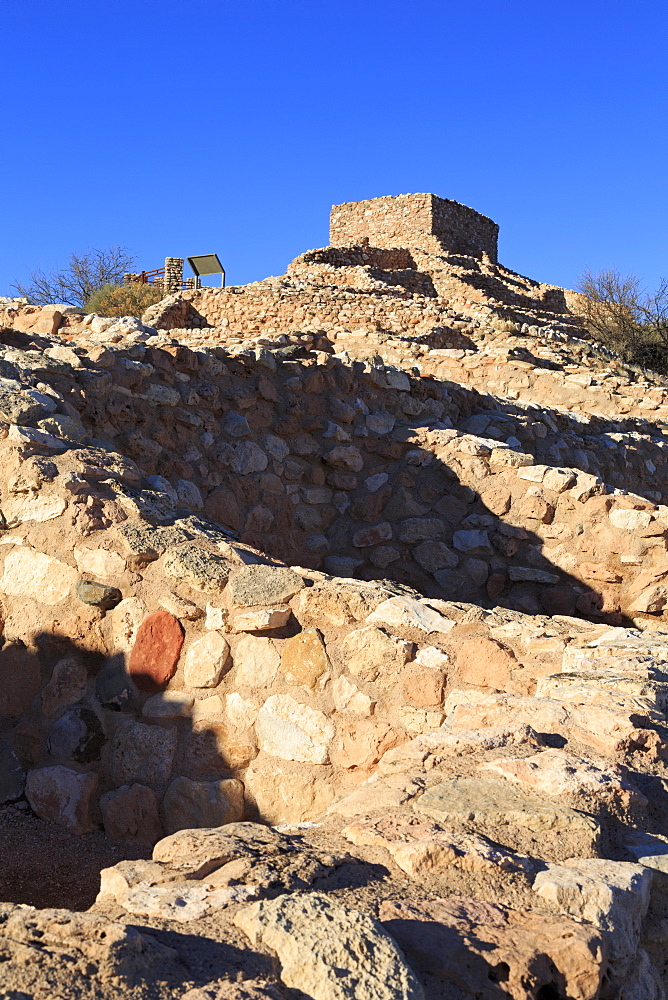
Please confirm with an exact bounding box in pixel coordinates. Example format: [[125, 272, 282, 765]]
[[1, 196, 668, 998]]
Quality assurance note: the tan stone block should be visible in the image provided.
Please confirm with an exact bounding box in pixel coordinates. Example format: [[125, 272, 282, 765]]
[[25, 765, 98, 835], [162, 776, 244, 834], [401, 664, 445, 707], [41, 656, 88, 717], [243, 759, 335, 823], [74, 546, 126, 579], [331, 718, 405, 770], [0, 547, 77, 605], [233, 634, 280, 687], [186, 721, 257, 772], [280, 627, 330, 689], [233, 607, 291, 631], [256, 694, 334, 764], [339, 625, 413, 682], [454, 638, 515, 691], [183, 631, 231, 688], [2, 493, 67, 526], [100, 783, 163, 846]]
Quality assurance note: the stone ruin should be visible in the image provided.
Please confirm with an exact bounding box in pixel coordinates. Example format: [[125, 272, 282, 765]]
[[330, 193, 500, 262], [1, 195, 668, 998]]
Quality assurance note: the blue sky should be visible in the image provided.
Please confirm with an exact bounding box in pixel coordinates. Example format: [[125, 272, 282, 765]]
[[1, 0, 667, 296]]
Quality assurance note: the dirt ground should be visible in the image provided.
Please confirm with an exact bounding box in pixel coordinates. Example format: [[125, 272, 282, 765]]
[[0, 805, 150, 910]]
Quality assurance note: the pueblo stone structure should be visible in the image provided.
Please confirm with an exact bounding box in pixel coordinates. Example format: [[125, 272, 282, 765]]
[[1, 196, 668, 998]]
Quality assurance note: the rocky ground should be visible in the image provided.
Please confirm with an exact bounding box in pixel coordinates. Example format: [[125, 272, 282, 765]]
[[2, 198, 668, 998]]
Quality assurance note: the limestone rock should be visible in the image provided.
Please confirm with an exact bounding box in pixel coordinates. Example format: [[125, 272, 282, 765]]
[[47, 705, 106, 763], [0, 904, 182, 986], [0, 547, 77, 605], [280, 627, 330, 689], [128, 611, 184, 692], [100, 783, 163, 845], [2, 492, 67, 525], [163, 543, 231, 592], [187, 721, 257, 771], [343, 813, 531, 876], [379, 896, 605, 1000], [109, 721, 177, 786], [110, 596, 147, 652], [366, 596, 456, 634], [25, 765, 98, 834], [415, 777, 600, 859], [184, 631, 231, 688], [454, 637, 515, 690], [256, 694, 335, 763], [483, 748, 646, 814], [41, 656, 88, 717], [244, 759, 335, 822], [233, 607, 291, 631], [227, 564, 304, 606], [74, 546, 126, 578], [533, 858, 652, 983], [235, 892, 424, 1000], [332, 718, 404, 771], [233, 634, 280, 686], [161, 776, 245, 834], [339, 625, 412, 681]]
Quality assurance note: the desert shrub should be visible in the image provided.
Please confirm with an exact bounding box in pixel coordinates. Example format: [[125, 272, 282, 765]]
[[575, 269, 668, 374], [85, 282, 164, 318], [12, 246, 136, 308]]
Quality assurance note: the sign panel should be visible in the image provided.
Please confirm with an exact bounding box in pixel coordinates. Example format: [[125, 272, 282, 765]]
[[187, 254, 224, 277]]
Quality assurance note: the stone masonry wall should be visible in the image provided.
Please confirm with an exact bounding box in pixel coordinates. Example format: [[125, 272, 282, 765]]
[[330, 194, 500, 262]]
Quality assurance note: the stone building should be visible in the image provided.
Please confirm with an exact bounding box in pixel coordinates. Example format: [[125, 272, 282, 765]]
[[330, 193, 499, 262]]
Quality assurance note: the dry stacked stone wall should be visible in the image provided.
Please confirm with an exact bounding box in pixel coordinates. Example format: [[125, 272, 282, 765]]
[[329, 193, 500, 262]]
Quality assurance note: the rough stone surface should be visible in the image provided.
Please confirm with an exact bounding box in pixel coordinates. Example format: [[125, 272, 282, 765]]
[[235, 892, 425, 1000], [99, 782, 163, 846], [163, 543, 231, 592], [234, 634, 281, 687], [184, 631, 231, 688], [415, 777, 600, 859], [380, 896, 605, 1000], [109, 721, 177, 786], [533, 858, 652, 982], [25, 765, 98, 834], [41, 656, 88, 717], [161, 776, 245, 834], [76, 578, 122, 609], [0, 547, 77, 605], [128, 611, 185, 692], [47, 706, 106, 763], [339, 626, 412, 681], [227, 565, 304, 607], [280, 627, 330, 689], [256, 694, 335, 763]]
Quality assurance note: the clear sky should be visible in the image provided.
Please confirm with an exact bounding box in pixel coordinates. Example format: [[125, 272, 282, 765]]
[[1, 0, 667, 297]]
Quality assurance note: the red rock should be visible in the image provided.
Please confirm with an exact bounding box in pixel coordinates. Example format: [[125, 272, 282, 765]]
[[128, 612, 184, 692]]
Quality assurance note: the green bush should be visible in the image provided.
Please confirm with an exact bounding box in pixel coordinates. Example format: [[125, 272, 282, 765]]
[[85, 282, 164, 318]]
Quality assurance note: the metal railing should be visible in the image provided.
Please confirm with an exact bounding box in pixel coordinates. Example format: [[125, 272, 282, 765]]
[[127, 268, 193, 290]]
